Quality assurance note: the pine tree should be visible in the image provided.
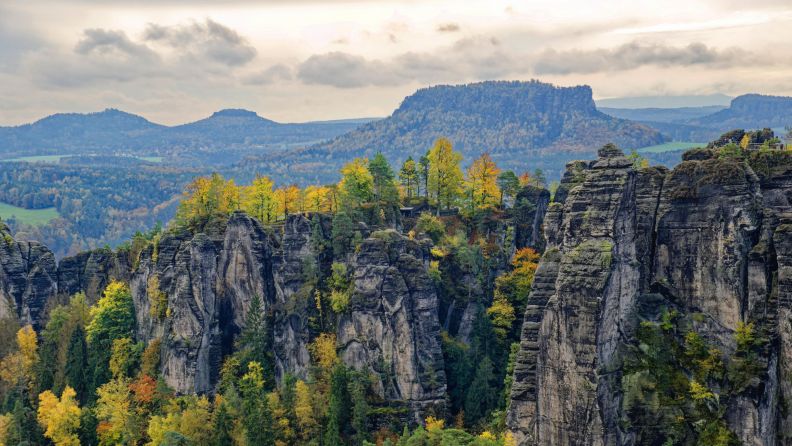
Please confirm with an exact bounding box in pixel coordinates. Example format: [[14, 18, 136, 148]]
[[211, 400, 234, 446], [463, 356, 497, 426], [240, 362, 274, 446], [324, 364, 349, 446], [418, 152, 430, 200], [496, 171, 520, 207], [348, 372, 369, 446], [238, 294, 273, 385], [64, 326, 87, 403]]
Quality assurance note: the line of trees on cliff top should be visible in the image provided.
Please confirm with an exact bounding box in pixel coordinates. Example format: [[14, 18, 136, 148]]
[[175, 137, 550, 228]]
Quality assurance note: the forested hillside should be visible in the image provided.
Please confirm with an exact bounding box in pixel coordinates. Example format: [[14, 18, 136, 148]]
[[2, 129, 791, 445]]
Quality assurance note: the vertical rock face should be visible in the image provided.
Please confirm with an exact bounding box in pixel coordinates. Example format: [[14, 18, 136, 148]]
[[0, 224, 58, 330], [338, 231, 446, 422], [514, 185, 551, 252], [507, 146, 792, 445], [58, 248, 131, 304]]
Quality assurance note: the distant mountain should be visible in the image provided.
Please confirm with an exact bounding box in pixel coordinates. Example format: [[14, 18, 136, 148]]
[[689, 94, 792, 130], [601, 94, 792, 142], [600, 106, 726, 124], [596, 94, 733, 109], [257, 81, 666, 182], [0, 109, 377, 164]]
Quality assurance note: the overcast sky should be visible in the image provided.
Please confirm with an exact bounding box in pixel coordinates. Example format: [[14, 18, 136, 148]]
[[1, 0, 791, 125]]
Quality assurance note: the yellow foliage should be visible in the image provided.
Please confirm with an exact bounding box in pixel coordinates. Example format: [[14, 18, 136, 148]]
[[146, 396, 212, 446], [241, 174, 277, 223], [487, 295, 516, 339], [427, 138, 464, 210], [502, 431, 517, 446], [467, 152, 501, 210], [275, 185, 301, 219], [430, 246, 445, 258], [689, 379, 715, 401], [147, 275, 167, 320], [304, 185, 336, 213], [0, 325, 38, 389], [0, 413, 10, 446], [338, 158, 375, 209], [740, 133, 751, 149], [294, 379, 317, 437], [37, 386, 81, 446], [478, 431, 496, 440], [176, 173, 240, 224], [425, 416, 445, 432], [95, 377, 138, 445], [309, 333, 338, 372]]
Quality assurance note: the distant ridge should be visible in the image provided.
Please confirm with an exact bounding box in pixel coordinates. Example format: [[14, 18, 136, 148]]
[[256, 80, 666, 181]]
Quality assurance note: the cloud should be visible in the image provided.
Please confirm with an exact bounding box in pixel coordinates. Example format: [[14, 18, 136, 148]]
[[143, 19, 257, 66], [436, 23, 460, 33], [297, 36, 519, 88], [534, 41, 748, 74], [298, 52, 401, 88], [75, 29, 158, 60], [242, 64, 293, 85]]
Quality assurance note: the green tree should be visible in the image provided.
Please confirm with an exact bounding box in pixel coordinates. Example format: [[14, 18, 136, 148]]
[[64, 326, 88, 403], [369, 152, 401, 224], [348, 371, 369, 446], [86, 281, 136, 396], [338, 158, 375, 212], [464, 356, 498, 426], [496, 171, 520, 207], [418, 152, 430, 200], [237, 294, 273, 386], [399, 156, 419, 201], [240, 362, 274, 446], [324, 364, 350, 446], [211, 399, 235, 446], [427, 138, 464, 214]]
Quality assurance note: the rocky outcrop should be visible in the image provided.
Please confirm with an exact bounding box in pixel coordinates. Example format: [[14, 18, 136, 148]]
[[513, 185, 551, 252], [507, 145, 792, 445], [0, 224, 58, 330], [338, 230, 446, 422], [58, 248, 131, 304]]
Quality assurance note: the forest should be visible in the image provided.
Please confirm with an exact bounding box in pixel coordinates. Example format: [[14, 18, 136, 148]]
[[0, 137, 559, 446]]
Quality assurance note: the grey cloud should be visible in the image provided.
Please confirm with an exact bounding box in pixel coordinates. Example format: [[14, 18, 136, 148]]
[[297, 36, 522, 88], [298, 52, 400, 88], [436, 23, 460, 33], [242, 64, 293, 85], [143, 19, 257, 66], [534, 41, 748, 74], [75, 29, 158, 60]]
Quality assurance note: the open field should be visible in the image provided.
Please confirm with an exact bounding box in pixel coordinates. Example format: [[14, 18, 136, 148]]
[[637, 142, 704, 153], [0, 203, 59, 225]]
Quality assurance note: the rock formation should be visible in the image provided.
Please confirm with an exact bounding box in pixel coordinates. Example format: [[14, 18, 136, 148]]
[[506, 146, 792, 445]]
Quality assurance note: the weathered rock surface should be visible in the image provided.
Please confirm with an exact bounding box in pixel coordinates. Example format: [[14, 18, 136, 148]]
[[0, 224, 58, 330], [338, 230, 446, 422], [507, 146, 792, 445]]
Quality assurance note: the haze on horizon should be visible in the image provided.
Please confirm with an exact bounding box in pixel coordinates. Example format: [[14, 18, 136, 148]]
[[2, 0, 792, 125]]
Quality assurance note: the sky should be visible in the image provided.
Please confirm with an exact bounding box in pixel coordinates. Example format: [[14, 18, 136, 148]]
[[1, 0, 792, 125]]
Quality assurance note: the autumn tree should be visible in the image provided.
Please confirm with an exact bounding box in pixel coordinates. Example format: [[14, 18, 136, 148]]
[[37, 386, 81, 446], [305, 185, 336, 213], [466, 153, 501, 211], [0, 325, 39, 393], [399, 156, 419, 201], [176, 173, 240, 226], [274, 185, 301, 220], [294, 379, 318, 442], [146, 396, 213, 446], [95, 377, 142, 445], [338, 158, 374, 212], [427, 138, 464, 214], [242, 174, 277, 223]]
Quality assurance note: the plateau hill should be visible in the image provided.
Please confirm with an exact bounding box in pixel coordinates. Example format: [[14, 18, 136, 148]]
[[259, 80, 666, 181]]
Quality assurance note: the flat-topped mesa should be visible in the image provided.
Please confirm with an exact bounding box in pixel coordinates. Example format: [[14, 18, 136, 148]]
[[506, 144, 790, 445]]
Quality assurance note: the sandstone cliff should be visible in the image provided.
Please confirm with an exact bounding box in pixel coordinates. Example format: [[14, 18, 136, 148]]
[[506, 146, 792, 445]]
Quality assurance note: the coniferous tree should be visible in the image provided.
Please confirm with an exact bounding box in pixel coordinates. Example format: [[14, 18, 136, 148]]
[[211, 400, 235, 446], [238, 294, 273, 386], [418, 152, 430, 200], [399, 156, 419, 201], [324, 364, 349, 446], [64, 325, 87, 403], [348, 372, 369, 446], [240, 362, 274, 446], [463, 356, 497, 426]]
